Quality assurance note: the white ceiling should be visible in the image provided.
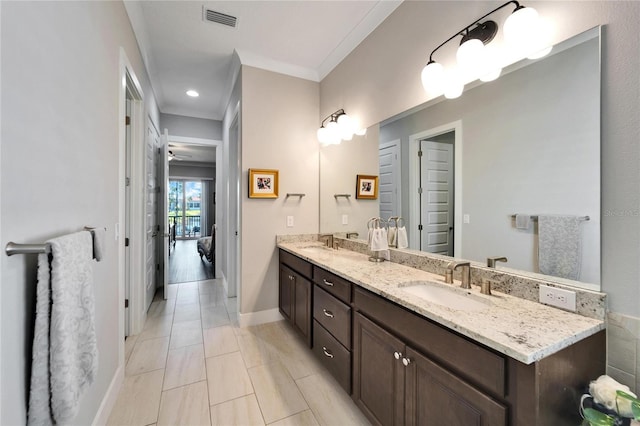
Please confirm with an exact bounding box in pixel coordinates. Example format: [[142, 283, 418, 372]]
[[124, 0, 402, 121]]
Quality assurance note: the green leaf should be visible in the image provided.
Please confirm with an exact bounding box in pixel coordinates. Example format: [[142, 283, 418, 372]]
[[632, 400, 640, 421], [582, 408, 615, 426], [615, 390, 640, 419]]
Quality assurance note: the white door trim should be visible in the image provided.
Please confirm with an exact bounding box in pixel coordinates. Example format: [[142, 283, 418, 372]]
[[119, 48, 146, 341], [408, 121, 463, 257]]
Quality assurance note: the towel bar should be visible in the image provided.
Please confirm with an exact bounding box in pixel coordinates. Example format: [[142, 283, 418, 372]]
[[286, 193, 306, 198], [510, 215, 590, 222], [5, 242, 51, 256], [334, 194, 351, 199]]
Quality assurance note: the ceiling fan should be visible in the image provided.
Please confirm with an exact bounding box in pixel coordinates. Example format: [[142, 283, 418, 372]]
[[167, 149, 192, 161]]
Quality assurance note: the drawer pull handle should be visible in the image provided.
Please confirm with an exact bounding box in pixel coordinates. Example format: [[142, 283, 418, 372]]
[[322, 309, 334, 318], [288, 275, 294, 280], [322, 347, 334, 358], [402, 357, 411, 367], [322, 279, 334, 287], [394, 351, 402, 360]]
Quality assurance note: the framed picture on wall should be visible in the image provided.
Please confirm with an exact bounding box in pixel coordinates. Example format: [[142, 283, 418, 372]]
[[356, 174, 378, 200], [248, 168, 279, 198]]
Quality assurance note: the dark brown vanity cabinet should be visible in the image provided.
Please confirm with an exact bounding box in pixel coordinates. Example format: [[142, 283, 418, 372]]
[[279, 250, 312, 347], [311, 266, 353, 394]]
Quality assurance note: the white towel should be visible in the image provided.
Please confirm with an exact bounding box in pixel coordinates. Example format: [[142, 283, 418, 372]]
[[538, 215, 583, 280], [370, 227, 389, 251], [515, 214, 531, 230], [89, 227, 106, 261], [388, 226, 397, 247], [396, 226, 409, 249], [28, 231, 98, 425]]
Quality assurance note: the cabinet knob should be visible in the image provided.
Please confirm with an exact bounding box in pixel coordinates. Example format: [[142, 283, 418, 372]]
[[288, 275, 294, 280], [394, 351, 402, 360], [322, 279, 334, 287], [402, 357, 411, 367], [322, 309, 334, 318], [322, 346, 334, 358]]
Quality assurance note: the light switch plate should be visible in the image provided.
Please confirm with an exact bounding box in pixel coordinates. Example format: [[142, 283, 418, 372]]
[[286, 216, 294, 227], [463, 214, 470, 224], [342, 214, 348, 225]]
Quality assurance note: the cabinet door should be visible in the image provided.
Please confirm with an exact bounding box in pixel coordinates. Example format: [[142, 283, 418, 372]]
[[405, 347, 507, 426], [353, 313, 405, 426], [279, 265, 293, 322], [293, 274, 312, 347]]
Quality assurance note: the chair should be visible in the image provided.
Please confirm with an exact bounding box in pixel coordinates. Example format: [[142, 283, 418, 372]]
[[197, 225, 215, 264]]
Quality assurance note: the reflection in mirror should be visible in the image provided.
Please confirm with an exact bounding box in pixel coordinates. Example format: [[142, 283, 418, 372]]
[[320, 27, 601, 291]]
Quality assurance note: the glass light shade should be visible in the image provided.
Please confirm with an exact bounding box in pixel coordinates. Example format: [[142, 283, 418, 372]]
[[504, 7, 539, 47], [443, 76, 464, 99], [317, 127, 330, 144], [421, 61, 444, 92], [337, 114, 354, 140], [456, 39, 485, 68], [326, 121, 341, 144]]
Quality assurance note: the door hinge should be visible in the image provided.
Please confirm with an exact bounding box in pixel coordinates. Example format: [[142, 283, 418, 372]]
[[156, 225, 160, 232], [418, 224, 423, 231], [418, 150, 423, 157], [124, 298, 129, 308], [125, 237, 130, 247], [157, 264, 160, 271], [418, 187, 423, 194], [125, 116, 131, 125], [125, 177, 131, 186]]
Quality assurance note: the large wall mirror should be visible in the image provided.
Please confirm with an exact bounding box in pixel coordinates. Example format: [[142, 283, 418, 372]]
[[319, 27, 601, 291]]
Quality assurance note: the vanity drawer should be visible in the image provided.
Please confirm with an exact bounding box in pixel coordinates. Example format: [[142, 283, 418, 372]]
[[354, 286, 506, 397], [312, 320, 351, 394], [280, 249, 312, 278], [314, 285, 351, 349], [313, 266, 351, 303]]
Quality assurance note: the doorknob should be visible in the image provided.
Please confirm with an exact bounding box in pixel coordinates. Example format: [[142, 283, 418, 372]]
[[152, 231, 158, 237]]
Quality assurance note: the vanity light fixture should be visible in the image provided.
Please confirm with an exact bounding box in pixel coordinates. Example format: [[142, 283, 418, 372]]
[[421, 0, 552, 98], [317, 109, 366, 145], [186, 89, 199, 97]]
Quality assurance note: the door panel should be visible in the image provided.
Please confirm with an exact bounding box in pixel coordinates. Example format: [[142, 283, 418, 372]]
[[379, 142, 400, 220], [420, 140, 454, 255], [405, 347, 507, 426], [353, 312, 405, 426]]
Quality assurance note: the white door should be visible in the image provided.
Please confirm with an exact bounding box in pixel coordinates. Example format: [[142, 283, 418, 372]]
[[420, 140, 454, 255], [379, 141, 400, 221], [124, 99, 132, 336], [145, 122, 160, 311], [158, 130, 169, 300]]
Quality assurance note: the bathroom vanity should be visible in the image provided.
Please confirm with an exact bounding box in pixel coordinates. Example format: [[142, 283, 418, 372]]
[[278, 240, 605, 426]]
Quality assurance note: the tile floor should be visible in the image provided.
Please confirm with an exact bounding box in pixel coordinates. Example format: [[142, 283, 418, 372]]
[[107, 279, 371, 426]]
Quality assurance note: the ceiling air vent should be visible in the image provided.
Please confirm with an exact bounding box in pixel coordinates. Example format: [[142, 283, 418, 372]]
[[203, 8, 237, 28]]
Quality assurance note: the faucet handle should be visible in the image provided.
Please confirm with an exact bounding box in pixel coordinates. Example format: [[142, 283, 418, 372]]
[[487, 256, 508, 268]]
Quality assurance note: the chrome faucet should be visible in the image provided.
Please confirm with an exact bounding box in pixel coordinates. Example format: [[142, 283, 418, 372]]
[[346, 232, 359, 239], [319, 233, 334, 248], [447, 261, 471, 289], [487, 256, 508, 268]]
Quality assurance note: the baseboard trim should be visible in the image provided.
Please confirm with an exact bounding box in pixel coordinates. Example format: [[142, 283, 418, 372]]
[[92, 364, 124, 426], [239, 308, 284, 328]]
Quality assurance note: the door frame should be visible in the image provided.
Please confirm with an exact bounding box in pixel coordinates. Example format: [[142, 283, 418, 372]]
[[166, 135, 222, 280], [118, 49, 146, 340], [408, 121, 463, 257]]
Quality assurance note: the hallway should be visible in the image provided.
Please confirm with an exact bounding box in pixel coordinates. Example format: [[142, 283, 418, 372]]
[[107, 279, 369, 425], [169, 240, 215, 284]]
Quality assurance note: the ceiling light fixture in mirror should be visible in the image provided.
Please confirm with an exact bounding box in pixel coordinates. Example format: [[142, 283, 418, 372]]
[[317, 109, 366, 145]]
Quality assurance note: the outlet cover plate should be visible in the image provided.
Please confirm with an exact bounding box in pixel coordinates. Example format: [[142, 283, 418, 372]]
[[539, 284, 576, 311], [286, 216, 294, 227]]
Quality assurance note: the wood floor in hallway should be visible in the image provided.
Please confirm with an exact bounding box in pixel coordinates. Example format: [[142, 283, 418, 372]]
[[169, 239, 215, 284]]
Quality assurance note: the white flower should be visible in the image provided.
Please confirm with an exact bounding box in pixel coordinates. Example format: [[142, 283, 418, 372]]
[[589, 375, 637, 417]]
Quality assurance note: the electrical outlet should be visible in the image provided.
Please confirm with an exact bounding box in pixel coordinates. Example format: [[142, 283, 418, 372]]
[[539, 284, 576, 311], [463, 214, 470, 224], [342, 214, 349, 225], [286, 216, 294, 227]]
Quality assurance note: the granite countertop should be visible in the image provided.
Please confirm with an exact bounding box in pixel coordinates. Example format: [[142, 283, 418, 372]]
[[277, 241, 605, 365]]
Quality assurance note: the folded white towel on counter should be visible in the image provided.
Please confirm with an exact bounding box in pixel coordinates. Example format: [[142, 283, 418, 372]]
[[28, 231, 98, 425], [396, 226, 409, 249]]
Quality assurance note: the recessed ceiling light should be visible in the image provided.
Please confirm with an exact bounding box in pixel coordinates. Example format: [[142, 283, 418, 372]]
[[186, 90, 199, 97]]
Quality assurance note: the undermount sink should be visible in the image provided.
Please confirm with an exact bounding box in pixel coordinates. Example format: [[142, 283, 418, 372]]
[[398, 281, 492, 312], [299, 245, 333, 254]]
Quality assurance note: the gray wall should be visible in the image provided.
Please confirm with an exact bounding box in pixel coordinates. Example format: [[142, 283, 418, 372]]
[[160, 112, 222, 140], [1, 1, 159, 424], [380, 36, 600, 284]]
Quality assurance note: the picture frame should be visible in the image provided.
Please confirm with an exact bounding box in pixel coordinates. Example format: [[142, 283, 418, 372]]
[[248, 168, 279, 198], [356, 174, 378, 200]]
